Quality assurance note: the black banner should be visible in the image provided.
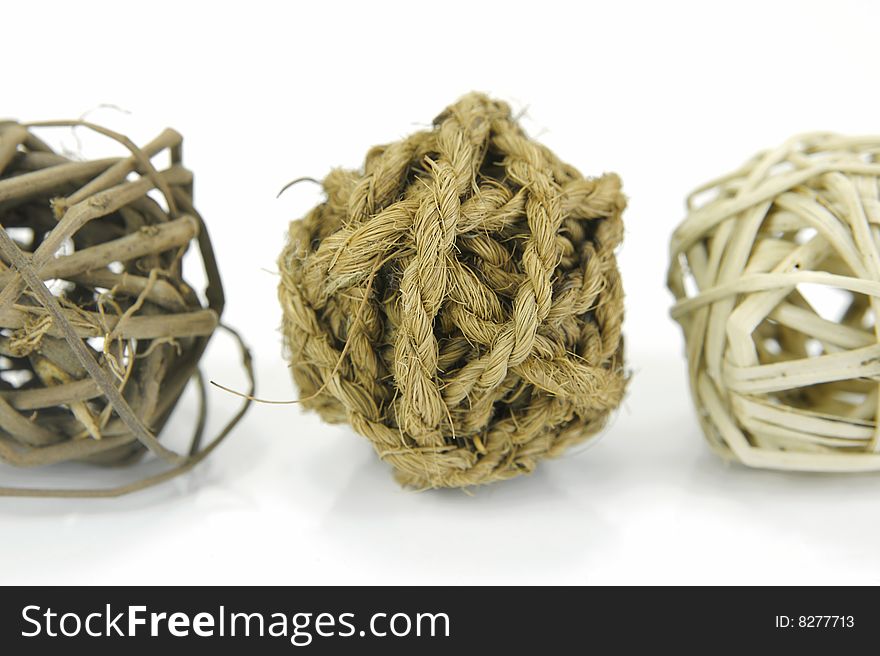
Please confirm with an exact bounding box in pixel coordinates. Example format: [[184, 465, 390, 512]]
[[0, 586, 870, 652]]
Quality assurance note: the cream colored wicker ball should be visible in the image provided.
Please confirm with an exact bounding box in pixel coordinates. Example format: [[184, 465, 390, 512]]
[[668, 133, 880, 472]]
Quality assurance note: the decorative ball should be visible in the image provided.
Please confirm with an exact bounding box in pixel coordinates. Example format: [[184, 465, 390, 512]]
[[668, 133, 880, 471], [0, 119, 234, 496], [279, 93, 627, 488]]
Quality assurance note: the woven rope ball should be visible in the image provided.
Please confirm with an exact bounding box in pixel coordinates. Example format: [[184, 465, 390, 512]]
[[279, 93, 627, 488], [669, 133, 880, 472], [0, 120, 246, 497]]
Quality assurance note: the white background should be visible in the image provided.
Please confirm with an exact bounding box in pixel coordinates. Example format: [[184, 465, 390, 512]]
[[1, 0, 879, 585]]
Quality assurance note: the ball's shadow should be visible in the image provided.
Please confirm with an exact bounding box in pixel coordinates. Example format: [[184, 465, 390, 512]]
[[301, 433, 621, 582]]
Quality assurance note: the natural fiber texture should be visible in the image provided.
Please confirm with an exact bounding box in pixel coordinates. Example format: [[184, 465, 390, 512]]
[[0, 120, 252, 497], [279, 93, 627, 488], [669, 133, 880, 471]]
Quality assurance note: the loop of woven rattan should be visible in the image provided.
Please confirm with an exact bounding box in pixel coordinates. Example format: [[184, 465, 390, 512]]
[[669, 133, 880, 471], [279, 93, 627, 488], [0, 120, 253, 497]]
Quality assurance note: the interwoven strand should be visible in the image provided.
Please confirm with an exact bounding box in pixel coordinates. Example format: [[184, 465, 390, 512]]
[[0, 120, 253, 496], [669, 133, 880, 471], [279, 93, 627, 488]]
